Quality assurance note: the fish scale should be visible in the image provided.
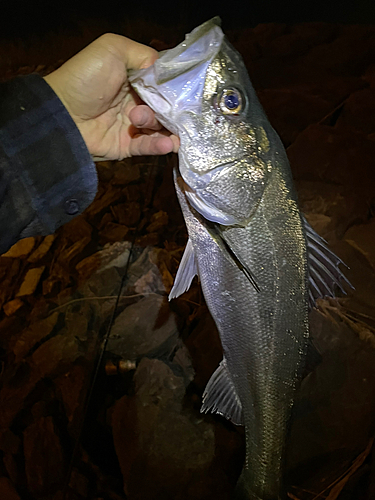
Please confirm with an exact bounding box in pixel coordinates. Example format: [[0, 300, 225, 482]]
[[129, 17, 351, 500]]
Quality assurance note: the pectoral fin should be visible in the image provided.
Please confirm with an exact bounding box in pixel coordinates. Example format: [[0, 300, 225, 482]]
[[304, 216, 354, 309], [169, 238, 198, 300], [201, 358, 244, 426]]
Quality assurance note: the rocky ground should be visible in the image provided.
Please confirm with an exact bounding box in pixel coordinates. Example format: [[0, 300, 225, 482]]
[[0, 22, 375, 500]]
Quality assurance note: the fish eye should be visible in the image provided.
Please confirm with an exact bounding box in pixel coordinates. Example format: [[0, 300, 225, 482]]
[[218, 88, 243, 115]]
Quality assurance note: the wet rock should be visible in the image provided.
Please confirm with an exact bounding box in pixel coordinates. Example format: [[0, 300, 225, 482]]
[[99, 222, 129, 244], [112, 202, 141, 227], [3, 298, 24, 316], [185, 309, 223, 391], [111, 358, 215, 500], [23, 416, 65, 496], [108, 295, 179, 361], [146, 210, 169, 233], [27, 235, 56, 263], [54, 364, 88, 428], [2, 237, 35, 258], [296, 180, 358, 239], [344, 218, 375, 272], [77, 241, 131, 293], [335, 88, 375, 134], [16, 266, 45, 297], [288, 125, 375, 224], [10, 311, 59, 363], [258, 89, 331, 145], [111, 161, 140, 185], [0, 477, 20, 500], [288, 307, 375, 476], [125, 246, 165, 294]]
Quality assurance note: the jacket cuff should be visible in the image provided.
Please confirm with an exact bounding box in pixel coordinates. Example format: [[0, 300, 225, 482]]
[[0, 73, 97, 252]]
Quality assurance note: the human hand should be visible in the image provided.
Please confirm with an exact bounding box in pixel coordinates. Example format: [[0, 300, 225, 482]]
[[44, 34, 179, 161]]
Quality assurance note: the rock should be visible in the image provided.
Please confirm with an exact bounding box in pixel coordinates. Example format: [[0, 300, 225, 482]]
[[261, 33, 310, 58], [10, 312, 59, 363], [85, 185, 125, 217], [111, 358, 215, 499], [59, 236, 92, 265], [258, 88, 331, 146], [0, 326, 82, 428], [16, 266, 45, 297], [108, 295, 179, 361], [54, 364, 89, 429], [335, 88, 375, 134], [288, 307, 375, 476], [3, 298, 24, 316], [27, 235, 56, 263], [99, 222, 129, 244], [0, 477, 20, 500], [146, 211, 169, 233], [345, 218, 375, 272], [77, 241, 131, 291], [111, 162, 140, 185], [2, 237, 35, 258], [112, 202, 141, 226], [288, 125, 375, 224], [23, 416, 65, 496]]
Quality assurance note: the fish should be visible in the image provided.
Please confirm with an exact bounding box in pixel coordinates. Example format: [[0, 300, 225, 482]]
[[129, 17, 351, 500]]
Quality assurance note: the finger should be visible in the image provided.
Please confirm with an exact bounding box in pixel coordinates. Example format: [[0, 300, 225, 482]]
[[99, 34, 158, 70], [129, 134, 176, 156], [129, 105, 162, 131]]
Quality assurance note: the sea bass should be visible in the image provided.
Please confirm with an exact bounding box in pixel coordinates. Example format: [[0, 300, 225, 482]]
[[129, 18, 350, 500]]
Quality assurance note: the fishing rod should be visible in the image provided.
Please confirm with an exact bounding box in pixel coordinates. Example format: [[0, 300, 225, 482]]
[[62, 157, 159, 499]]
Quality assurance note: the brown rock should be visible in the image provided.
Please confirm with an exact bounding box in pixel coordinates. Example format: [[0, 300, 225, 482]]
[[2, 237, 35, 258], [112, 201, 141, 226], [85, 185, 125, 216], [345, 219, 375, 272], [98, 211, 113, 230], [23, 416, 65, 496], [0, 477, 20, 500], [16, 266, 45, 297], [76, 241, 131, 288], [27, 234, 55, 263], [58, 236, 92, 264], [258, 89, 331, 146], [146, 210, 169, 233], [335, 88, 375, 134], [112, 161, 140, 185], [261, 33, 309, 58], [11, 312, 59, 363], [108, 295, 179, 360], [99, 222, 129, 244], [111, 358, 215, 499], [55, 364, 89, 429], [288, 125, 375, 214], [125, 184, 140, 202], [3, 298, 23, 316]]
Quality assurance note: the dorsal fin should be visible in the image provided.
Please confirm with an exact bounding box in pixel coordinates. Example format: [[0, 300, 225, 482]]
[[201, 358, 244, 426], [304, 216, 354, 309]]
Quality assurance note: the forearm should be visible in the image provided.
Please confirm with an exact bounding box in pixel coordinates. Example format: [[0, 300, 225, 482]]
[[0, 73, 98, 254]]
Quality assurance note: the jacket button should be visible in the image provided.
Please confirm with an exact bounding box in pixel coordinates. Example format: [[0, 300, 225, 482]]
[[65, 199, 79, 215]]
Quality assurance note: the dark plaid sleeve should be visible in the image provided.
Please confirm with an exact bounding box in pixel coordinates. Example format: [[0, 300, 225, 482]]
[[0, 73, 98, 254]]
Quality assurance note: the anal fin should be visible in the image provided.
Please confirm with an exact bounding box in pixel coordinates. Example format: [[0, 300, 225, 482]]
[[201, 358, 243, 426], [169, 238, 198, 300]]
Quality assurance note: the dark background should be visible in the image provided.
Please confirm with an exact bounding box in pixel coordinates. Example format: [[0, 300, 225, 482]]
[[1, 0, 375, 41]]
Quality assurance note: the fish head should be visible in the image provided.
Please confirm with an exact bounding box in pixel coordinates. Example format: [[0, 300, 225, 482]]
[[130, 18, 277, 225]]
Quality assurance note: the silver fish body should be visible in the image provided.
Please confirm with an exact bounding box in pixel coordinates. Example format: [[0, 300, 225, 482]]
[[130, 17, 349, 500]]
